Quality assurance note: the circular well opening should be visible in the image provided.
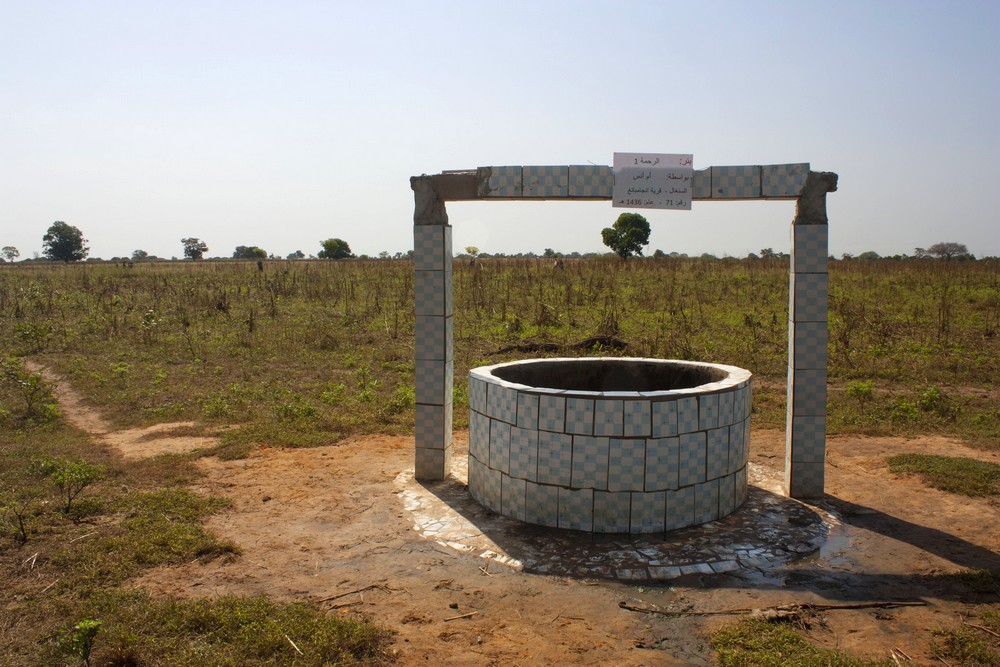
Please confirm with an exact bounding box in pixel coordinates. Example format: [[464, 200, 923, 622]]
[[490, 359, 728, 393]]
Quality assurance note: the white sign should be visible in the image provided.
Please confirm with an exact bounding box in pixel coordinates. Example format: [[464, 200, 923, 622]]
[[612, 152, 693, 210]]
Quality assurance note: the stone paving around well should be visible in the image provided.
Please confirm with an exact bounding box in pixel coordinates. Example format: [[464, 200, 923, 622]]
[[394, 456, 839, 582]]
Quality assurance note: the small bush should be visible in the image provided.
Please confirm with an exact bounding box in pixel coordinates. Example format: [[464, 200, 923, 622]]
[[34, 455, 106, 514]]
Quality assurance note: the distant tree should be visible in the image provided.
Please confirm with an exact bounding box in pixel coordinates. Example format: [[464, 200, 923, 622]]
[[760, 247, 777, 259], [232, 245, 267, 260], [42, 221, 89, 263], [601, 212, 650, 260], [181, 238, 208, 261], [131, 249, 149, 261], [652, 249, 666, 258], [378, 250, 390, 259], [464, 246, 480, 258], [286, 250, 305, 260], [1, 246, 19, 262], [318, 238, 354, 259], [926, 242, 972, 260], [857, 251, 881, 261]]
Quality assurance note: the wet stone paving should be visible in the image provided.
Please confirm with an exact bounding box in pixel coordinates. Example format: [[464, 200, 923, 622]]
[[395, 458, 838, 582]]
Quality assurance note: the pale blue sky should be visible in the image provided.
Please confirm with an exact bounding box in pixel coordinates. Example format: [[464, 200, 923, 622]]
[[2, 1, 997, 260]]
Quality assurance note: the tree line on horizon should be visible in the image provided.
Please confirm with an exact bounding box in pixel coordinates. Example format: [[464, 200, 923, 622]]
[[0, 220, 988, 264]]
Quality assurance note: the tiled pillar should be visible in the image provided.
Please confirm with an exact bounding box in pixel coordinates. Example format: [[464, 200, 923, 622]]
[[412, 177, 453, 481], [785, 172, 837, 498]]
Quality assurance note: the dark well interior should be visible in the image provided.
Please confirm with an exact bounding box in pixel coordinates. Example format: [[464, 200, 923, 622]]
[[491, 360, 727, 393]]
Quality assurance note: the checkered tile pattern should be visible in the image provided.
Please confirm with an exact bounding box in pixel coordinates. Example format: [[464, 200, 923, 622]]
[[593, 491, 631, 533], [477, 165, 522, 197], [469, 411, 490, 462], [712, 165, 761, 199], [415, 315, 452, 362], [678, 432, 707, 486], [413, 220, 454, 470], [509, 425, 538, 480], [676, 397, 699, 434], [762, 163, 809, 197], [486, 383, 518, 424], [718, 390, 735, 428], [467, 453, 484, 491], [785, 461, 825, 498], [791, 223, 828, 273], [489, 420, 511, 473], [558, 487, 594, 532], [538, 395, 566, 432], [415, 402, 451, 450], [415, 358, 452, 405], [691, 168, 712, 199], [719, 472, 737, 515], [536, 430, 573, 486], [524, 480, 560, 527], [664, 486, 696, 531], [787, 368, 827, 416], [523, 165, 568, 198], [567, 165, 613, 198], [728, 419, 747, 474], [414, 269, 453, 317], [623, 399, 651, 436], [593, 399, 623, 437], [699, 393, 720, 430], [478, 464, 503, 513], [415, 445, 451, 480], [645, 436, 679, 491], [651, 399, 678, 437], [565, 398, 594, 435], [739, 384, 753, 421], [608, 438, 646, 492], [790, 272, 828, 322], [468, 376, 488, 414], [502, 474, 527, 521], [789, 321, 828, 370], [787, 212, 828, 497], [787, 415, 826, 462], [705, 427, 730, 480], [677, 431, 707, 487], [735, 467, 748, 504], [517, 393, 539, 429], [571, 435, 610, 490], [413, 225, 451, 271], [631, 490, 666, 533], [694, 478, 720, 524]]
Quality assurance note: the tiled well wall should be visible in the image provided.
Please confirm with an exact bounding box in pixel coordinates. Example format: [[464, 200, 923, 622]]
[[468, 359, 752, 533]]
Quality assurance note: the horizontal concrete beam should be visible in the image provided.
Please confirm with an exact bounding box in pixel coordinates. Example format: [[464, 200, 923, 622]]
[[416, 163, 818, 203]]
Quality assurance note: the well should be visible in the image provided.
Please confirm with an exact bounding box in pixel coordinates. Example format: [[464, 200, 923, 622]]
[[467, 358, 752, 533]]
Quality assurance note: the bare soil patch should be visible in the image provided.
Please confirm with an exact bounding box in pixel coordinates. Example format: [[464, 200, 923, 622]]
[[34, 364, 1000, 665]]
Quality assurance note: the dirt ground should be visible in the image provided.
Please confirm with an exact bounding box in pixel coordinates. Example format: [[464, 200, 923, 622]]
[[39, 366, 1000, 665]]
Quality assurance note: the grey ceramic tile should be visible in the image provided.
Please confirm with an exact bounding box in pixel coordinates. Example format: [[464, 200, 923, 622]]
[[571, 435, 610, 490], [608, 438, 646, 492]]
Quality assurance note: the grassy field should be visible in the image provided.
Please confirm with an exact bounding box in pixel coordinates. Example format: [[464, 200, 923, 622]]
[[2, 256, 998, 448], [1, 256, 998, 664]]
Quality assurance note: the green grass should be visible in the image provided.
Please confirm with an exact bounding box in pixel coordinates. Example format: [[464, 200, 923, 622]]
[[0, 360, 392, 664], [40, 591, 393, 667], [1, 257, 998, 450], [711, 617, 894, 666], [886, 454, 1000, 496], [930, 609, 1000, 666]]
